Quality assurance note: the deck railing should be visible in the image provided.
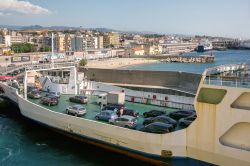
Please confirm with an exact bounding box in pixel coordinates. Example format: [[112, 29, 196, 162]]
[[203, 76, 250, 89], [25, 62, 76, 71], [202, 63, 250, 89]]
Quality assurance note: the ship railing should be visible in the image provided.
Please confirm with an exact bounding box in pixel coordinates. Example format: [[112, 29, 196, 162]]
[[203, 76, 250, 88], [0, 62, 76, 75], [202, 63, 250, 88], [205, 63, 247, 75], [24, 62, 76, 71]]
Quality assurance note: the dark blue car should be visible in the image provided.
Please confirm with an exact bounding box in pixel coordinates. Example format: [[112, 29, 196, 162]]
[[140, 122, 174, 134], [179, 115, 197, 127], [143, 110, 166, 118], [102, 104, 124, 112], [143, 115, 177, 127], [95, 110, 118, 122], [168, 110, 195, 120]]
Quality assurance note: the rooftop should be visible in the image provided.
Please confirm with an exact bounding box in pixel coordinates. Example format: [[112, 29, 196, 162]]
[[132, 47, 144, 51]]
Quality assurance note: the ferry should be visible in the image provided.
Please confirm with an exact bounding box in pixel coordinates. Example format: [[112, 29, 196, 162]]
[[0, 62, 250, 166], [197, 40, 213, 52]]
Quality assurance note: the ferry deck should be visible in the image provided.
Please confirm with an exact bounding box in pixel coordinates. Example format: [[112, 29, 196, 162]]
[[28, 94, 186, 131]]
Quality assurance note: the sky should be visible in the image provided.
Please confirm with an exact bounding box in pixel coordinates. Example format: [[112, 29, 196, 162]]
[[0, 0, 250, 38]]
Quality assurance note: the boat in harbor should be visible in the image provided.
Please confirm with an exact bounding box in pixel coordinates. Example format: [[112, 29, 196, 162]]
[[197, 40, 213, 52], [0, 61, 250, 166]]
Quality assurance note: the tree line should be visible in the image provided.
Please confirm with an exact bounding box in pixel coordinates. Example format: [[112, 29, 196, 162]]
[[10, 43, 51, 53]]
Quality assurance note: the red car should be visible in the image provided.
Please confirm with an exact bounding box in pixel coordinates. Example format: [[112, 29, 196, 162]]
[[0, 75, 13, 81], [40, 96, 59, 106]]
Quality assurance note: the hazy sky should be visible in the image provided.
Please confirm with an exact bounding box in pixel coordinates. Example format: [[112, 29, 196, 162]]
[[1, 0, 250, 38]]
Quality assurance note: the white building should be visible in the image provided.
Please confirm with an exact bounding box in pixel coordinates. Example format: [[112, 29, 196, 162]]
[[4, 35, 11, 47], [84, 49, 112, 60]]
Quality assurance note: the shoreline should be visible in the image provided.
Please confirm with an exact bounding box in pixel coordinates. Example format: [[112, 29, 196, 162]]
[[86, 58, 159, 69]]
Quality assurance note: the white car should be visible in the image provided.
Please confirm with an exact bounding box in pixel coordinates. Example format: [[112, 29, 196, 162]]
[[66, 105, 87, 117]]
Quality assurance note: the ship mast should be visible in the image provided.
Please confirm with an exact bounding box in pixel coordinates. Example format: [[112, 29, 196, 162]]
[[51, 32, 54, 68]]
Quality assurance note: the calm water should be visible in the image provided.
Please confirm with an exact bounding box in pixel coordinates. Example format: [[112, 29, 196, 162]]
[[125, 50, 250, 73], [0, 101, 151, 166], [1, 49, 250, 166]]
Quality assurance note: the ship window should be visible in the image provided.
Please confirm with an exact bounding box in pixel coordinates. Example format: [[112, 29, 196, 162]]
[[197, 88, 227, 104], [231, 92, 250, 110], [219, 122, 250, 151]]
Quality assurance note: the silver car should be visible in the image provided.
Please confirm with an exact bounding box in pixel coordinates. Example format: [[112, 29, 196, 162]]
[[109, 115, 137, 129], [66, 105, 87, 117]]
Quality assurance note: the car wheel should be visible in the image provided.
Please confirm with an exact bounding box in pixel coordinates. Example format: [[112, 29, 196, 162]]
[[109, 122, 114, 125], [95, 116, 99, 120]]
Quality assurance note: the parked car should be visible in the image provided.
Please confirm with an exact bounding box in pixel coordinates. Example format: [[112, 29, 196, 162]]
[[102, 104, 124, 111], [168, 110, 195, 120], [109, 115, 137, 129], [7, 64, 16, 68], [69, 95, 88, 104], [143, 115, 177, 127], [27, 86, 38, 93], [45, 91, 61, 98], [179, 115, 197, 127], [143, 110, 166, 118], [40, 96, 59, 106], [95, 110, 118, 122], [140, 122, 174, 134], [121, 108, 139, 118], [66, 105, 87, 117], [27, 90, 41, 99], [19, 68, 25, 73], [12, 70, 19, 75]]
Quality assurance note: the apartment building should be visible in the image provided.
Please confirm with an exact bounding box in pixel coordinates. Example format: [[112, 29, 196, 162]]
[[103, 32, 120, 48], [55, 34, 65, 52], [144, 45, 163, 55], [131, 47, 145, 56], [98, 36, 103, 49], [160, 42, 198, 54]]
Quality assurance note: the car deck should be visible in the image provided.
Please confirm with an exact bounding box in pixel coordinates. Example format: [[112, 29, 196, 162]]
[[28, 94, 185, 131]]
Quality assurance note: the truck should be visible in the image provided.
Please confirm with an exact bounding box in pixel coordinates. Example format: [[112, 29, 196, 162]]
[[97, 91, 125, 106]]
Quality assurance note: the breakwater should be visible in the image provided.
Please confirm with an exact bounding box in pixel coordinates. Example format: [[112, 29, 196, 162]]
[[161, 55, 215, 63]]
